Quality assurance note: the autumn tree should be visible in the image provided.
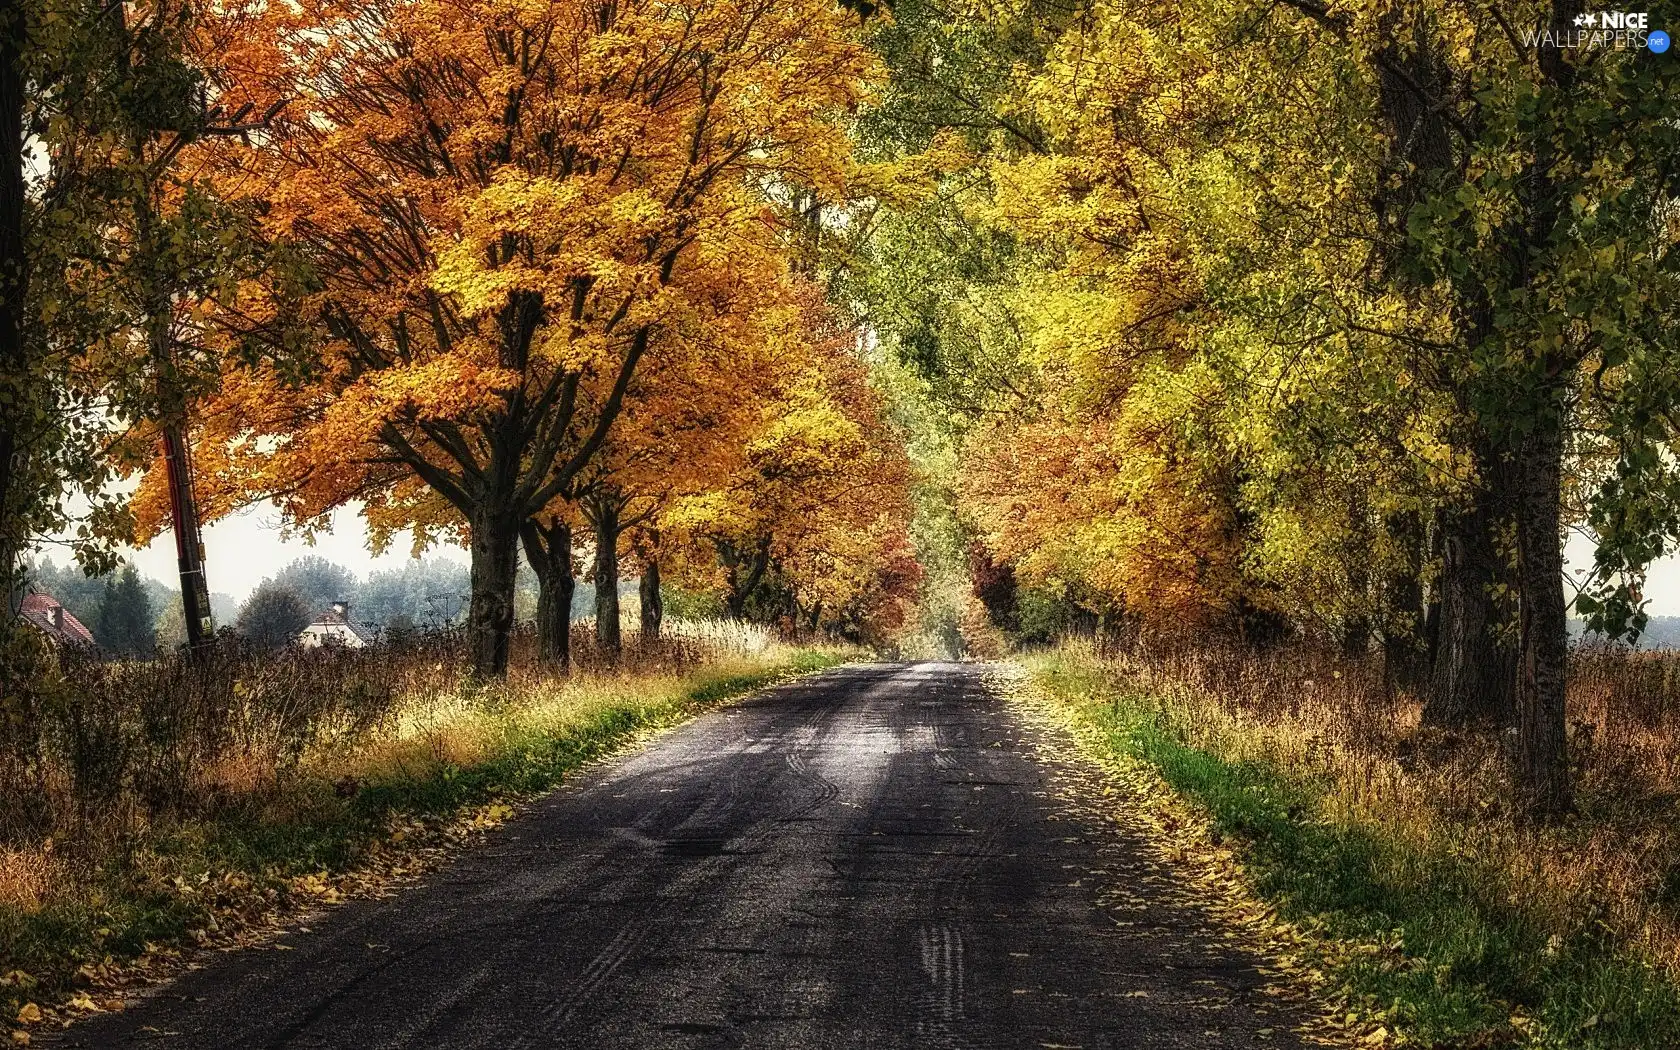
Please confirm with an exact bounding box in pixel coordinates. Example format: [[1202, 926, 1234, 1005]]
[[1185, 0, 1680, 814], [0, 0, 280, 689], [855, 0, 1680, 821], [272, 556, 357, 615], [144, 0, 871, 675], [526, 239, 796, 664], [237, 579, 311, 649], [664, 292, 919, 635], [0, 0, 117, 603], [95, 563, 156, 655], [0, 0, 198, 601]]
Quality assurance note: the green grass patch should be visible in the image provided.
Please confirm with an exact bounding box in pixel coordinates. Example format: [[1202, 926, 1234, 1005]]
[[0, 650, 847, 1015], [1024, 651, 1680, 1049]]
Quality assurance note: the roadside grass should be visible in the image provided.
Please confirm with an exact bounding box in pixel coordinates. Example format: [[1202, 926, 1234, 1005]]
[[0, 632, 846, 1033], [1022, 644, 1680, 1050]]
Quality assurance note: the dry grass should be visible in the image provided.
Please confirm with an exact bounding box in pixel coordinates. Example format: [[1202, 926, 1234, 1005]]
[[0, 618, 787, 855], [308, 641, 790, 801], [1021, 639, 1680, 1046], [0, 616, 845, 1026], [0, 849, 62, 915], [1056, 637, 1680, 979]]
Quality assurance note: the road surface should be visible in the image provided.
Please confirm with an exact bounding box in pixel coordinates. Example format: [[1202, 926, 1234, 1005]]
[[64, 662, 1310, 1049]]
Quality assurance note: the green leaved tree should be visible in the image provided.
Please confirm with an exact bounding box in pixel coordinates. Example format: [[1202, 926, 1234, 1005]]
[[95, 562, 156, 655], [236, 580, 311, 650]]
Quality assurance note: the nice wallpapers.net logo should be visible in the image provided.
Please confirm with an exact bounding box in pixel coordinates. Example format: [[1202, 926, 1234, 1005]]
[[1522, 10, 1670, 51]]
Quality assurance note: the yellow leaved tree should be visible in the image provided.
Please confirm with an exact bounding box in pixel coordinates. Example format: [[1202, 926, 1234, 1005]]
[[133, 0, 872, 674]]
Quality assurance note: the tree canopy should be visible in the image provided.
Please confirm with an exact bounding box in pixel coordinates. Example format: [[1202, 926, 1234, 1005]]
[[5, 0, 1677, 822], [845, 0, 1680, 816]]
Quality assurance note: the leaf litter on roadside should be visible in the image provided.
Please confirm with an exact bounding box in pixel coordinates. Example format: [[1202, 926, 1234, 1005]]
[[988, 664, 1368, 1048]]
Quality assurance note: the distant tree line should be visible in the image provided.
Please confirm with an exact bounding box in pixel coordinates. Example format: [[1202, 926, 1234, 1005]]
[[232, 554, 633, 649], [237, 556, 476, 648], [24, 550, 673, 655]]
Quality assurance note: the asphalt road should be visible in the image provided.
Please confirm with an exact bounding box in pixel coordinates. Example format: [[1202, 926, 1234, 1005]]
[[65, 662, 1310, 1049]]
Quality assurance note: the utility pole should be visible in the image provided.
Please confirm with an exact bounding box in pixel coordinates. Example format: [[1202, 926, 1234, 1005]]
[[109, 0, 281, 653], [162, 423, 214, 648]]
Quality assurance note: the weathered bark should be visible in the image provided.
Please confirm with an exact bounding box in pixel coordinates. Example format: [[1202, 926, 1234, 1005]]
[[639, 555, 662, 642], [590, 499, 622, 657], [721, 536, 771, 620], [521, 519, 574, 672], [1513, 413, 1573, 818], [1506, 9, 1577, 820], [1424, 465, 1516, 728], [468, 507, 520, 677], [1424, 526, 1515, 727]]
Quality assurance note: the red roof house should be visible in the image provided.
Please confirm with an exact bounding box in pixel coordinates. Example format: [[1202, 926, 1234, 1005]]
[[18, 592, 97, 647]]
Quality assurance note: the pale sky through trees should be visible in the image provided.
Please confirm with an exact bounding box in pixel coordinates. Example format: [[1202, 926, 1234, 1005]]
[[127, 503, 468, 603], [114, 501, 1680, 616]]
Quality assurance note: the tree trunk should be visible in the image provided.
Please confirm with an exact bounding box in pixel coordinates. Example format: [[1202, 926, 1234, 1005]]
[[639, 556, 663, 642], [1097, 607, 1128, 657], [468, 508, 520, 677], [1422, 511, 1443, 672], [1508, 11, 1576, 821], [591, 500, 621, 657], [722, 536, 771, 620], [1070, 604, 1098, 639], [0, 18, 26, 601], [783, 588, 800, 638], [1383, 510, 1427, 690], [521, 519, 574, 672], [1514, 414, 1573, 819], [1342, 494, 1372, 656], [1424, 465, 1516, 728]]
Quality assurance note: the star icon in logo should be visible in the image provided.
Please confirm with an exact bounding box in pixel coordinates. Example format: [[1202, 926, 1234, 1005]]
[[1575, 11, 1598, 26]]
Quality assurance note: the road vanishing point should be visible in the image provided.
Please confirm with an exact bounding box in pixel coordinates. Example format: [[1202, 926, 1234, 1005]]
[[64, 663, 1311, 1049]]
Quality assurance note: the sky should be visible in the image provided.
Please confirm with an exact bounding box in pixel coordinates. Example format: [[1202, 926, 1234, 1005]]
[[1564, 531, 1680, 617], [125, 502, 468, 603]]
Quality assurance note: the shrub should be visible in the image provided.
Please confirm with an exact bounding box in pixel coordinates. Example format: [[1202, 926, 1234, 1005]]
[[236, 582, 313, 649]]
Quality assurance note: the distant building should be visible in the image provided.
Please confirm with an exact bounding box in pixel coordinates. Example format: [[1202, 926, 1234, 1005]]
[[18, 591, 97, 648], [298, 600, 372, 648]]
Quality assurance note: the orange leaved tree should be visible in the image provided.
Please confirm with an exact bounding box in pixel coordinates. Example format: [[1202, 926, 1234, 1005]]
[[527, 243, 790, 664], [141, 0, 869, 674], [664, 292, 918, 634]]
